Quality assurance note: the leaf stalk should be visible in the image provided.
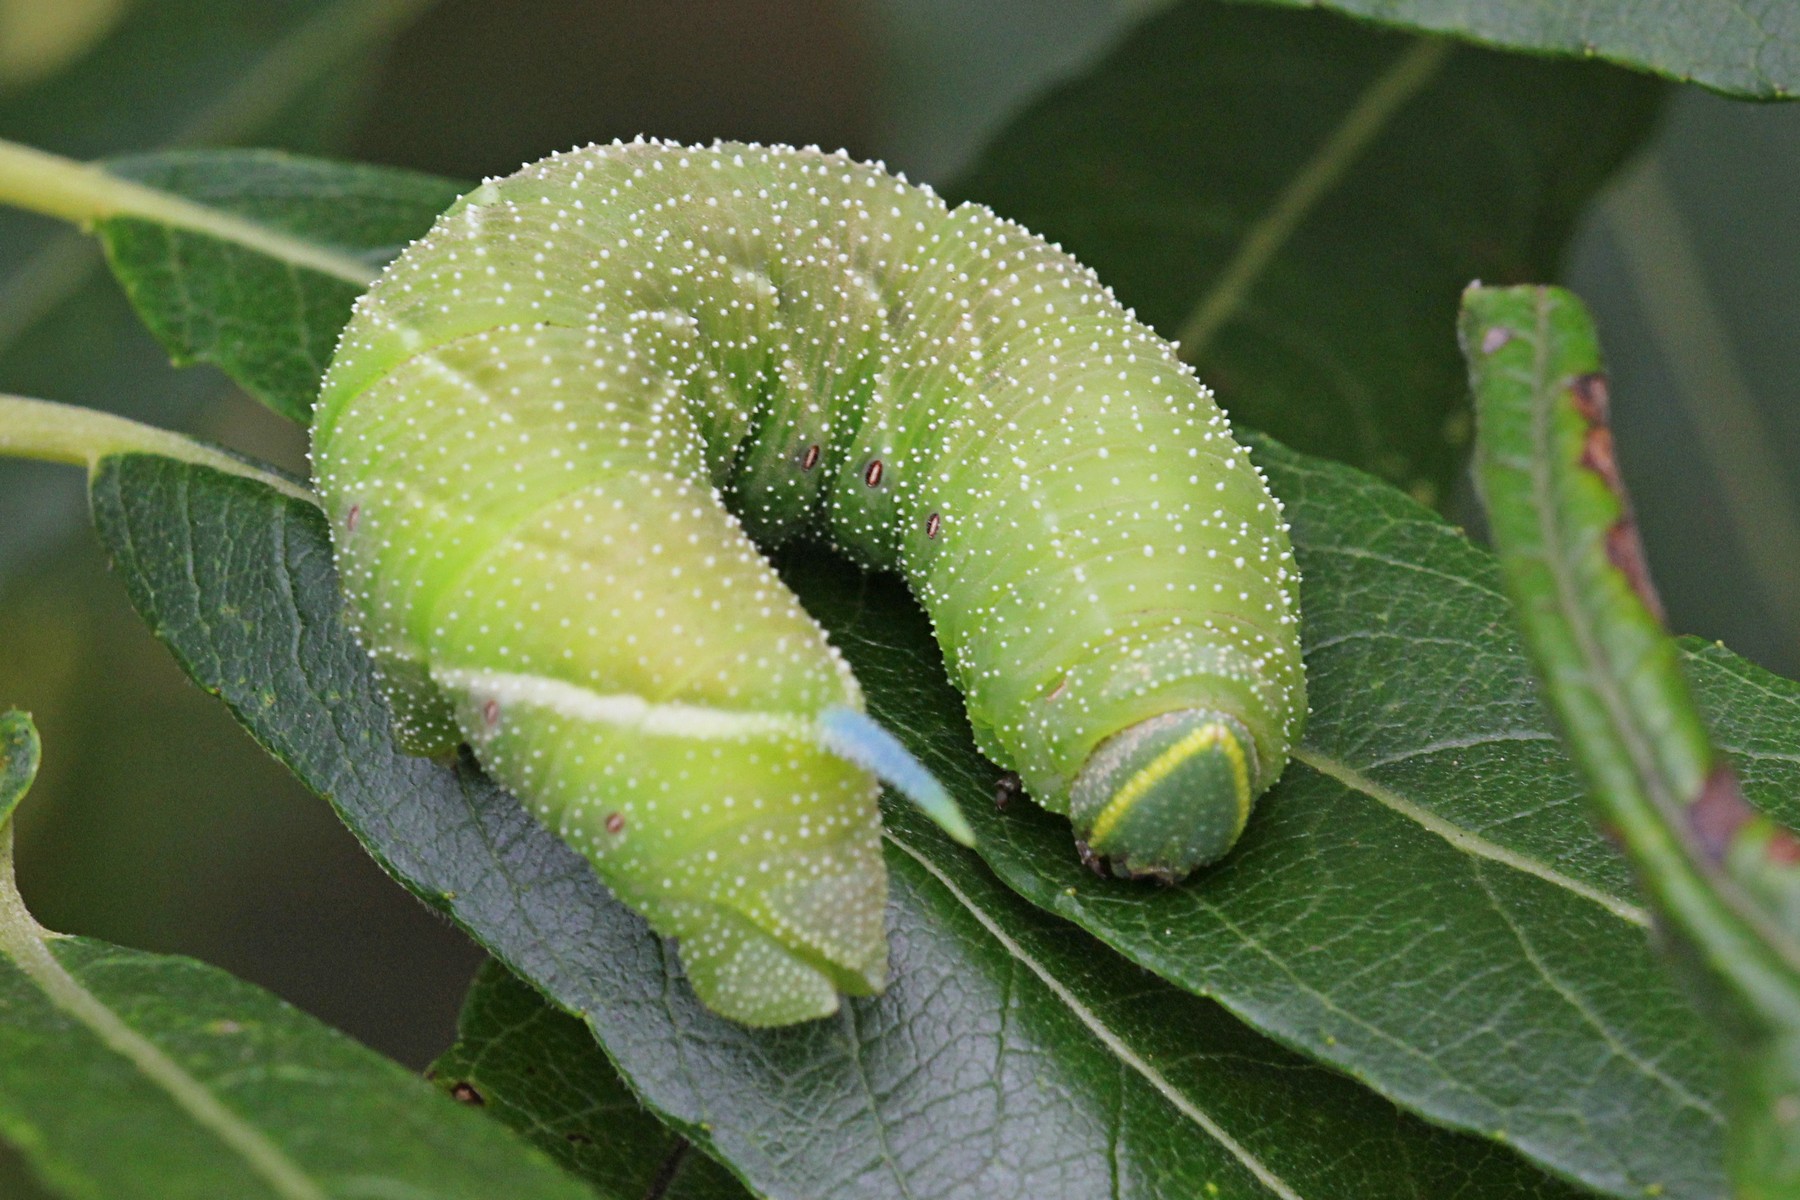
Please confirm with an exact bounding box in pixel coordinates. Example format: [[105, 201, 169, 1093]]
[[0, 393, 315, 504]]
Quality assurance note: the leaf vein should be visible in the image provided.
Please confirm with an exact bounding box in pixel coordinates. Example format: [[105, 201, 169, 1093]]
[[888, 834, 1305, 1200], [1291, 750, 1650, 927]]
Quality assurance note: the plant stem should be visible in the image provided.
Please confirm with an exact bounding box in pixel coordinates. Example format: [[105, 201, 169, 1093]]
[[0, 137, 135, 229], [0, 137, 376, 286], [0, 393, 315, 504]]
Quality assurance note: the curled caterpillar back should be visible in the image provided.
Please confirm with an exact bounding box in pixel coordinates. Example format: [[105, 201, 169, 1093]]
[[314, 137, 1304, 1025]]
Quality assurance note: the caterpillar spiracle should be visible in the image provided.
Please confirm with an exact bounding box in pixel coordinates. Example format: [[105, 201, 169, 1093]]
[[312, 140, 1306, 1026]]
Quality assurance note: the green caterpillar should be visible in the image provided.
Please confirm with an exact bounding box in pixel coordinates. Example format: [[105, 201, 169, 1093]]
[[311, 139, 1306, 1026]]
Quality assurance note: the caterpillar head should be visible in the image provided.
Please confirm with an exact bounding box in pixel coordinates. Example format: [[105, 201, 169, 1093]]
[[1068, 710, 1258, 882]]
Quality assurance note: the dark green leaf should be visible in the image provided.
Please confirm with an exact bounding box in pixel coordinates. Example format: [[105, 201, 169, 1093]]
[[432, 962, 749, 1200], [1242, 0, 1800, 100], [952, 0, 1662, 503], [809, 446, 1758, 1200], [92, 151, 465, 422], [0, 711, 599, 1200], [0, 936, 604, 1200], [0, 0, 436, 159], [87, 452, 1584, 1200]]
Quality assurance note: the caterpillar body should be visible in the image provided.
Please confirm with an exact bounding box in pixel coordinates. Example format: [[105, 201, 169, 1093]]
[[312, 140, 1305, 1026]]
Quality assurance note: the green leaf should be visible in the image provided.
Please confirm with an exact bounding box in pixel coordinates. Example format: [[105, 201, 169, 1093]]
[[0, 143, 462, 426], [1463, 282, 1800, 1199], [86, 453, 1585, 1200], [0, 938, 613, 1200], [0, 712, 600, 1200], [432, 962, 749, 1200], [808, 451, 1769, 1199], [952, 0, 1663, 503], [92, 151, 466, 423], [1241, 0, 1800, 100], [0, 142, 458, 431]]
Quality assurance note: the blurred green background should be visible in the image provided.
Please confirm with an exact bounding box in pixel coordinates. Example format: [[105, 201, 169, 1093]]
[[0, 3, 1794, 1186]]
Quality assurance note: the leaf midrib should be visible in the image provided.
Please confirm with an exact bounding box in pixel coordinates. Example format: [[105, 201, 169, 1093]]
[[1292, 746, 1651, 927], [0, 136, 378, 287], [885, 832, 1305, 1200], [1174, 36, 1452, 359]]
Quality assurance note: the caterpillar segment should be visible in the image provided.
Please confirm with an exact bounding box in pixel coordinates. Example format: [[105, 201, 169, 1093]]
[[313, 139, 1305, 1025]]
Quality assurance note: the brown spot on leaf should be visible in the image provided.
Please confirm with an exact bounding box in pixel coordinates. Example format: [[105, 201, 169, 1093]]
[[1690, 764, 1800, 867], [1690, 765, 1754, 863], [605, 811, 625, 835], [450, 1082, 485, 1106], [1605, 520, 1667, 625], [1570, 372, 1666, 623], [1580, 423, 1622, 493], [1571, 371, 1610, 422]]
